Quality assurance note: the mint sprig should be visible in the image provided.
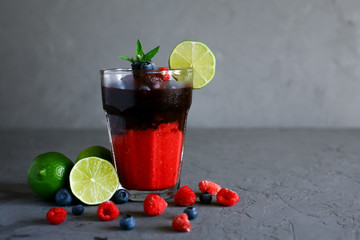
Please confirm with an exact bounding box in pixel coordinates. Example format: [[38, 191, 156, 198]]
[[119, 39, 160, 63]]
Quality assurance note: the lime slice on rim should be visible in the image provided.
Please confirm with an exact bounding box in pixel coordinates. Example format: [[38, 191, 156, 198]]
[[169, 40, 216, 89], [69, 157, 119, 205]]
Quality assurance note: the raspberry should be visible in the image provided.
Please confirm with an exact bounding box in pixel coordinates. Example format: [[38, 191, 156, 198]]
[[97, 201, 119, 221], [198, 180, 221, 195], [172, 214, 191, 232], [158, 67, 170, 81], [216, 188, 240, 206], [174, 186, 196, 206], [46, 207, 67, 225], [143, 194, 168, 216]]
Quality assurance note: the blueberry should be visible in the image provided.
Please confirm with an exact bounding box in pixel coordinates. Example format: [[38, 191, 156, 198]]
[[140, 62, 156, 70], [199, 192, 212, 204], [55, 188, 72, 206], [112, 189, 129, 204], [120, 215, 136, 230], [72, 204, 84, 215], [131, 62, 141, 70], [184, 207, 198, 220]]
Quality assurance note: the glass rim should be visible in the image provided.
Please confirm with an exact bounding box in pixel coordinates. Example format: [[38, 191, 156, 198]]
[[100, 68, 193, 75]]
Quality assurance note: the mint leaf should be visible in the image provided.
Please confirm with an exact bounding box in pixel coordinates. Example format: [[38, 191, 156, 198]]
[[119, 40, 160, 65], [143, 46, 160, 62], [136, 54, 143, 62], [136, 39, 144, 58], [119, 56, 135, 63]]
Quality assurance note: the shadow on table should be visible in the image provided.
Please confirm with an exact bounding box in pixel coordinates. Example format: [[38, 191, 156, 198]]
[[155, 225, 174, 233], [0, 182, 38, 204]]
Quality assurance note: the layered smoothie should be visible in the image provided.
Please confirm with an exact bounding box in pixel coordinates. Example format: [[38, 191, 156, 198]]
[[101, 39, 215, 200], [101, 71, 192, 192]]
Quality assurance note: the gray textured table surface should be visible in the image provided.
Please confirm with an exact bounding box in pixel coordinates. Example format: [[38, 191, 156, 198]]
[[1, 129, 360, 240]]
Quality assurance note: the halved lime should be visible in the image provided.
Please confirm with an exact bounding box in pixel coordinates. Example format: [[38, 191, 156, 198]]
[[69, 157, 119, 205], [75, 145, 112, 162], [169, 40, 216, 89]]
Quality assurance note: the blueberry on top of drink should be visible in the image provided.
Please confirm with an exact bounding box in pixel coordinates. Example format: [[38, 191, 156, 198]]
[[119, 39, 159, 71], [119, 39, 171, 84]]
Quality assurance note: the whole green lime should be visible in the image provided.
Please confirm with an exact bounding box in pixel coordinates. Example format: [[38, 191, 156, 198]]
[[75, 145, 112, 162], [27, 152, 74, 200]]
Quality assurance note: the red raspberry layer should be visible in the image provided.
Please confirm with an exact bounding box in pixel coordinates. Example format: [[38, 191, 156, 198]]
[[174, 186, 196, 206], [46, 207, 67, 225], [143, 194, 168, 216], [172, 213, 191, 232], [198, 180, 222, 195], [97, 201, 119, 221], [216, 188, 240, 206], [112, 122, 183, 190]]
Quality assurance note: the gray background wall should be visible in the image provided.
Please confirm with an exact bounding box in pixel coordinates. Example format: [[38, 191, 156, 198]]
[[1, 0, 360, 129]]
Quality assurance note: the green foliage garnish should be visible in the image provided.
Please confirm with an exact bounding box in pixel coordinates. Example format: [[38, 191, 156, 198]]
[[119, 39, 160, 63]]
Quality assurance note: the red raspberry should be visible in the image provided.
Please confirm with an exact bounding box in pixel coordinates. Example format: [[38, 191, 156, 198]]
[[97, 201, 119, 221], [158, 67, 170, 81], [174, 186, 196, 206], [216, 188, 240, 206], [143, 194, 168, 216], [158, 67, 169, 71], [198, 180, 221, 195], [172, 213, 191, 232], [46, 207, 67, 225]]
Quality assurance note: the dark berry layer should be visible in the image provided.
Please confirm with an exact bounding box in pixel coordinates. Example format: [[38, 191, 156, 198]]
[[102, 85, 192, 131]]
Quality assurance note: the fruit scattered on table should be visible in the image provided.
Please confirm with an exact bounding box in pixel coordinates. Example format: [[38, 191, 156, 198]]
[[55, 188, 72, 206], [41, 181, 240, 230], [183, 207, 198, 220], [198, 180, 221, 195], [112, 189, 129, 204], [172, 214, 191, 232], [143, 194, 168, 216], [72, 204, 84, 216], [69, 157, 119, 205], [120, 215, 136, 230], [97, 201, 119, 221], [216, 188, 240, 206], [46, 207, 67, 225], [199, 192, 212, 204], [28, 152, 74, 200], [174, 186, 196, 206], [30, 148, 240, 231]]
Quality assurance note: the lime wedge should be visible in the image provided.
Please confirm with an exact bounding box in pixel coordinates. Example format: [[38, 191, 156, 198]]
[[169, 40, 216, 89], [69, 157, 119, 205]]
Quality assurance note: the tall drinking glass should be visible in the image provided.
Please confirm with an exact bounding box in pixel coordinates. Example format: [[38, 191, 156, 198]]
[[100, 68, 193, 201]]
